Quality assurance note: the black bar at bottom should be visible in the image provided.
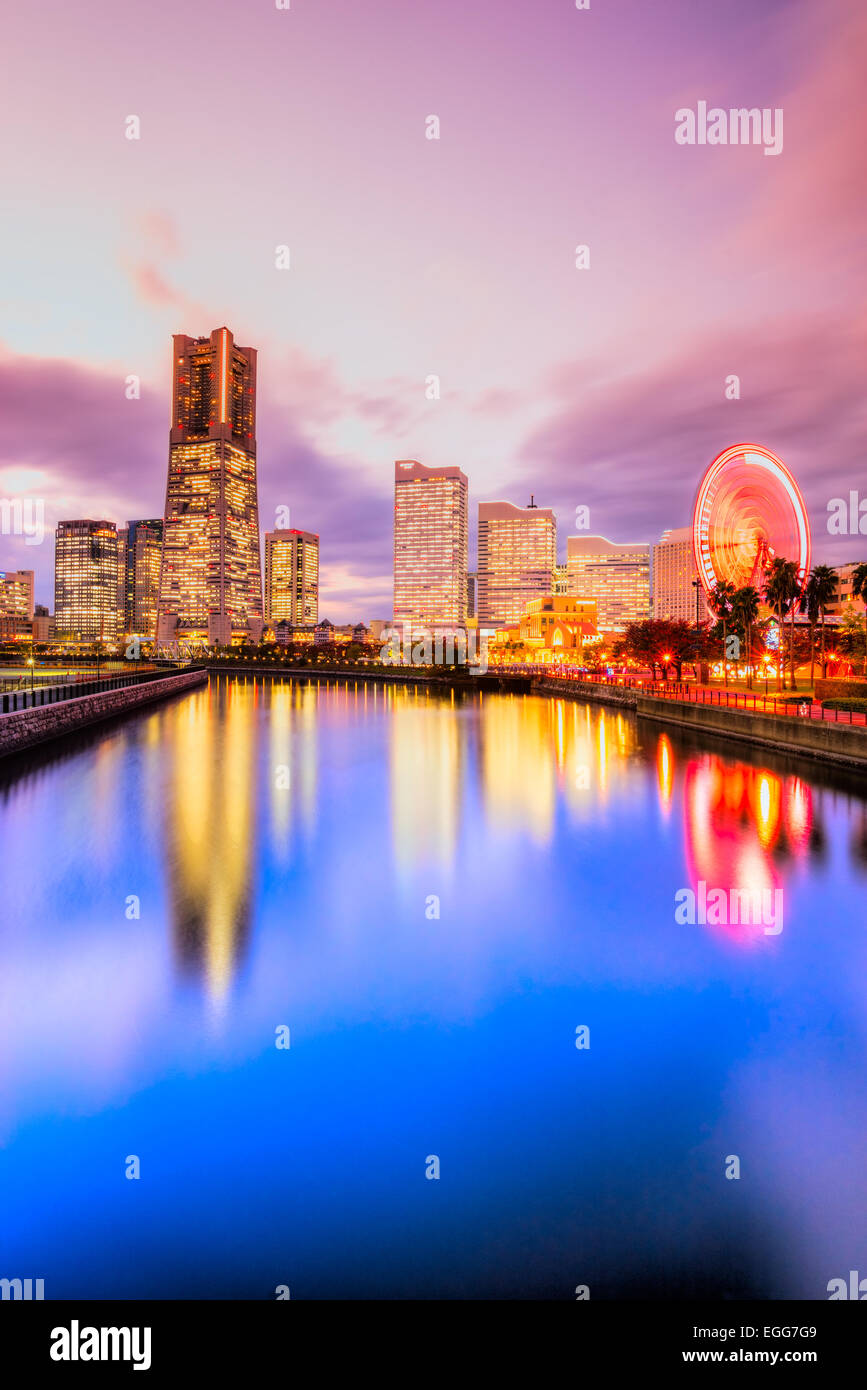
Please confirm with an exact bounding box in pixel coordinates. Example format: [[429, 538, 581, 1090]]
[[1, 1299, 862, 1375]]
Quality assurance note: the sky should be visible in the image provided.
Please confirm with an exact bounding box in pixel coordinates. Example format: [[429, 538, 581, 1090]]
[[1, 0, 865, 619]]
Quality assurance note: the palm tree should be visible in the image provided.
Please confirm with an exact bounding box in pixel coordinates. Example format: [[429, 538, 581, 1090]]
[[709, 580, 736, 688], [807, 564, 838, 680], [731, 586, 760, 689], [849, 563, 867, 676], [764, 558, 800, 691]]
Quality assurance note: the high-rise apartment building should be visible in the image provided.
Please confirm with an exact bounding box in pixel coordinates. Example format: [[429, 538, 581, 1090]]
[[157, 327, 262, 646], [393, 460, 468, 628], [651, 526, 702, 623], [264, 529, 319, 626], [0, 569, 35, 625], [120, 519, 164, 639], [566, 535, 650, 632], [477, 499, 556, 627], [54, 521, 119, 640]]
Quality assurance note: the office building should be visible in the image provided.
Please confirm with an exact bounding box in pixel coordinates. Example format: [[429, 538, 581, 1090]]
[[827, 562, 867, 617], [477, 499, 556, 627], [0, 569, 35, 626], [651, 526, 702, 622], [157, 327, 263, 645], [264, 529, 319, 626], [54, 521, 119, 641], [566, 535, 650, 632], [121, 519, 164, 639], [393, 459, 468, 628]]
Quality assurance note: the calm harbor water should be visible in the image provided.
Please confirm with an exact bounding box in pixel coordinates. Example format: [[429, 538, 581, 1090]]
[[1, 676, 865, 1300]]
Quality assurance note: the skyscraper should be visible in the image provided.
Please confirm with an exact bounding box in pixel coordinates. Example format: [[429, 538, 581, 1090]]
[[477, 499, 556, 627], [54, 521, 119, 641], [393, 460, 468, 628], [122, 520, 164, 639], [264, 529, 319, 626], [157, 328, 262, 646], [651, 526, 702, 622], [566, 535, 650, 632]]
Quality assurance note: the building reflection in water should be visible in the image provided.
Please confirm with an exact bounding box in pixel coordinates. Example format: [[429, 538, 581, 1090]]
[[477, 696, 643, 835], [268, 679, 318, 865], [480, 694, 556, 841], [390, 685, 461, 872], [165, 678, 258, 1003]]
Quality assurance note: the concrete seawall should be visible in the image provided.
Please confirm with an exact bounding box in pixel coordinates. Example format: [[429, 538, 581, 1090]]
[[533, 678, 867, 769], [0, 668, 208, 759]]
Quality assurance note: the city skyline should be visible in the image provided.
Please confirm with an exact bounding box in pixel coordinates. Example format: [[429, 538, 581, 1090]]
[[2, 0, 866, 619]]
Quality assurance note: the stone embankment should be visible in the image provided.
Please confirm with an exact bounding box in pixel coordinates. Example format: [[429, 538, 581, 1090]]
[[532, 678, 867, 769], [0, 668, 207, 758]]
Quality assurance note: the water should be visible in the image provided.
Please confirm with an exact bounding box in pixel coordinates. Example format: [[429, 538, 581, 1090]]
[[1, 676, 865, 1300]]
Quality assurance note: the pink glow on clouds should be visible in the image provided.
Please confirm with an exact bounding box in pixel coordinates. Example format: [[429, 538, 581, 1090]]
[[0, 0, 865, 616]]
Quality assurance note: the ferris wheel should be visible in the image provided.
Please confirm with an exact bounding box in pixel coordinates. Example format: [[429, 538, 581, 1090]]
[[693, 444, 811, 598]]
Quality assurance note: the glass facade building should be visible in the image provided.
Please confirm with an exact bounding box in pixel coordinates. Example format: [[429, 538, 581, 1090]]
[[264, 529, 319, 626], [566, 535, 650, 633], [651, 526, 702, 623], [393, 460, 468, 628], [121, 519, 164, 639], [54, 521, 119, 640], [477, 500, 556, 627], [157, 328, 262, 645]]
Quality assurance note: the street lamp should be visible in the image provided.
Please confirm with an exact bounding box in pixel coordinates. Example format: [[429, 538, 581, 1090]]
[[691, 578, 703, 625], [27, 656, 34, 693]]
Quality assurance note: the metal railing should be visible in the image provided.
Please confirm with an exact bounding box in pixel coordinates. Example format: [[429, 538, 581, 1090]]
[[489, 666, 867, 727], [0, 665, 193, 715]]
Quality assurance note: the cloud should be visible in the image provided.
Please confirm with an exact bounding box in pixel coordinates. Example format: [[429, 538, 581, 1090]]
[[520, 312, 867, 566]]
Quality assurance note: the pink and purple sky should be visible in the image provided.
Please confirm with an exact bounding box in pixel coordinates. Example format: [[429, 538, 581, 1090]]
[[1, 0, 865, 619]]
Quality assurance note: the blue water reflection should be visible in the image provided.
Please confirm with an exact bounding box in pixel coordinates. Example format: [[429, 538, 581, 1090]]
[[1, 677, 865, 1299]]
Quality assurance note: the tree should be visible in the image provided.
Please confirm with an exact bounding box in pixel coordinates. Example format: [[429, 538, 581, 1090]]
[[839, 605, 867, 676], [614, 618, 714, 681], [763, 558, 800, 691], [708, 581, 736, 687], [851, 562, 867, 676], [730, 586, 760, 689]]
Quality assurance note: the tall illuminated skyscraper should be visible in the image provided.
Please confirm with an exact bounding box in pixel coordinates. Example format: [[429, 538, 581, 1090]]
[[477, 498, 556, 627], [157, 328, 262, 646], [264, 529, 319, 626], [566, 535, 650, 632], [393, 459, 468, 628], [54, 521, 119, 641]]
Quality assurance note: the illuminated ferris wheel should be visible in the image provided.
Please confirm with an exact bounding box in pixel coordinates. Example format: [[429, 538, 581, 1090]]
[[693, 444, 811, 599]]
